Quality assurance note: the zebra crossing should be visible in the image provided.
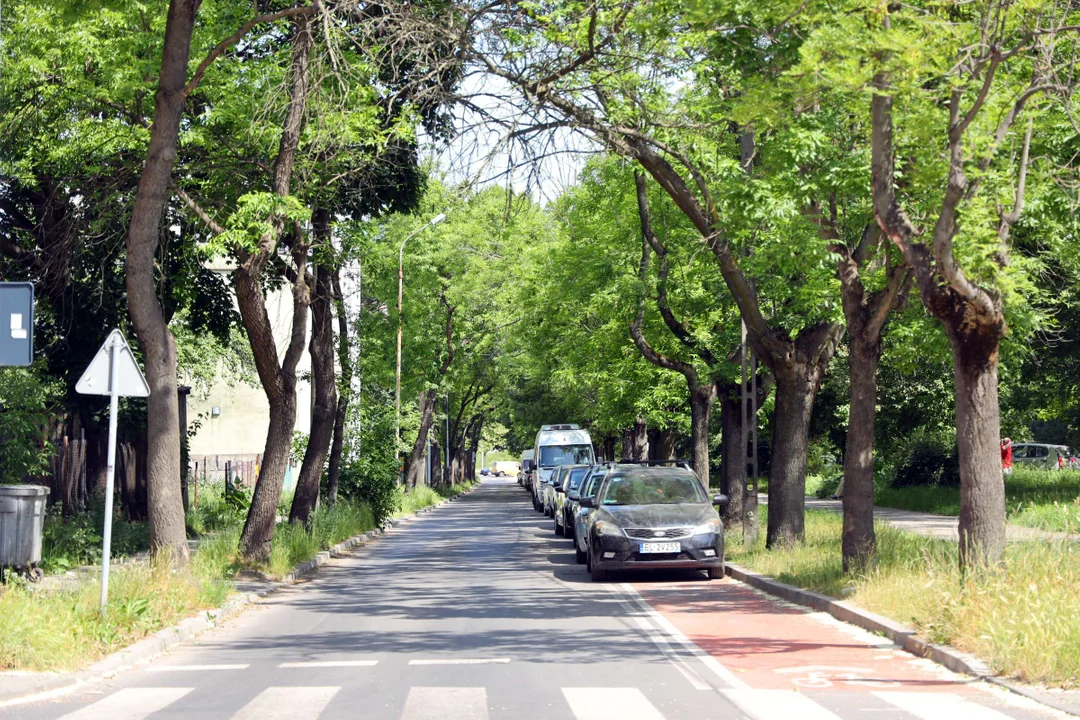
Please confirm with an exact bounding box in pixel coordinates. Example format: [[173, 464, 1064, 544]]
[[52, 684, 1026, 719]]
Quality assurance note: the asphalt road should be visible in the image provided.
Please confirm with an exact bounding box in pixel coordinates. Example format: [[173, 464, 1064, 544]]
[[5, 478, 1062, 719]]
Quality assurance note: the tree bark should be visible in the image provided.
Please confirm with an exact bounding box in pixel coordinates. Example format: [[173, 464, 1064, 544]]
[[624, 416, 648, 460], [124, 0, 200, 564], [429, 437, 443, 488], [718, 389, 744, 526], [689, 383, 717, 487], [656, 427, 677, 461], [767, 363, 823, 548], [950, 320, 1006, 567], [237, 14, 314, 562], [326, 268, 351, 506], [404, 389, 438, 489], [843, 334, 880, 571], [290, 225, 338, 525]]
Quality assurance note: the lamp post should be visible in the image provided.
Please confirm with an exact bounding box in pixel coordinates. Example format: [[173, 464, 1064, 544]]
[[395, 213, 447, 462]]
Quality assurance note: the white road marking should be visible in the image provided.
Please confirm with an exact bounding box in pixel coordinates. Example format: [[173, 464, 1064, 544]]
[[147, 664, 249, 672], [401, 686, 488, 720], [605, 585, 711, 690], [722, 689, 842, 719], [874, 692, 1014, 719], [562, 688, 666, 720], [408, 658, 510, 665], [59, 688, 193, 719], [279, 660, 379, 668], [232, 686, 340, 719]]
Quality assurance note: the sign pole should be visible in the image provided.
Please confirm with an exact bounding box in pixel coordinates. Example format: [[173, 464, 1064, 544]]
[[100, 336, 121, 611]]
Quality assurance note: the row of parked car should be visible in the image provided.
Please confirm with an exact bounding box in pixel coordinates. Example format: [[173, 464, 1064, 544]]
[[519, 455, 729, 582]]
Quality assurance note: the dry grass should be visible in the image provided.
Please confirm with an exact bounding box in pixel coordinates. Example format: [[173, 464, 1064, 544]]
[[728, 509, 1080, 687]]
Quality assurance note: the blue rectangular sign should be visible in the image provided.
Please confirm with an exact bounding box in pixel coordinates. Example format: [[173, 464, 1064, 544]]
[[0, 282, 34, 367]]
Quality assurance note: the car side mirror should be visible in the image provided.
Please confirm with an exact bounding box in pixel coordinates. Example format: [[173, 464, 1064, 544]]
[[712, 494, 729, 507], [568, 491, 579, 500], [579, 497, 595, 509]]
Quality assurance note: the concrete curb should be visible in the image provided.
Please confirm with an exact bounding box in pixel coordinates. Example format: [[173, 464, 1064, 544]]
[[0, 485, 476, 709], [725, 562, 1079, 717]]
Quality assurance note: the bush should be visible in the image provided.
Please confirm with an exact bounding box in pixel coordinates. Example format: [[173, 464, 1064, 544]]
[[890, 429, 959, 488], [0, 366, 62, 485], [40, 495, 151, 573], [338, 460, 399, 525]]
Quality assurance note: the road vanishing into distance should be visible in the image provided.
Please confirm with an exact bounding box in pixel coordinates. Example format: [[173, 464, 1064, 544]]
[[6, 479, 1062, 720]]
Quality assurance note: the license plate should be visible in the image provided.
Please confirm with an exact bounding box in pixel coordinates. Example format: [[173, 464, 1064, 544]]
[[639, 542, 680, 554]]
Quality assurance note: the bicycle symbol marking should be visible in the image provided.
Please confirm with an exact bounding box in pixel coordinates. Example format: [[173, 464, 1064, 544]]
[[774, 665, 902, 689]]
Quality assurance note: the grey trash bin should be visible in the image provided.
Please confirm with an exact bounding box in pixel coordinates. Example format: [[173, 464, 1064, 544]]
[[0, 484, 49, 582]]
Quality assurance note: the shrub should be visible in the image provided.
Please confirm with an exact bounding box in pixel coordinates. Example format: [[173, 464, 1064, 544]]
[[338, 460, 399, 525], [0, 366, 62, 485], [890, 429, 960, 488]]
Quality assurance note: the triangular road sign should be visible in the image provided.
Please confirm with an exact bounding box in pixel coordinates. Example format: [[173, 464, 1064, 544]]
[[76, 329, 150, 398]]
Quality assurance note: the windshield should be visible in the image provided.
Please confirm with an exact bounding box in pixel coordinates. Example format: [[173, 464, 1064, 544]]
[[568, 468, 589, 490], [600, 474, 707, 506], [539, 444, 593, 468]]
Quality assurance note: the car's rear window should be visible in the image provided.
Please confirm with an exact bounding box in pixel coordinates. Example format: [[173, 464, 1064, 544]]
[[568, 468, 588, 489], [600, 474, 707, 505]]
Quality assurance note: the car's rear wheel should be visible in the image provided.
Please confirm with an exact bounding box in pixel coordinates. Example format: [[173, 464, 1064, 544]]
[[562, 513, 574, 538], [554, 516, 561, 535], [575, 541, 587, 564], [708, 565, 724, 580]]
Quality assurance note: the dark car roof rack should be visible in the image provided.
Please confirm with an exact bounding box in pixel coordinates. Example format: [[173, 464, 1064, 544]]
[[594, 459, 694, 471]]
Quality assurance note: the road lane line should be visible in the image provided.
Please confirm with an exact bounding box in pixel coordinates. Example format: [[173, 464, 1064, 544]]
[[605, 585, 711, 691], [721, 689, 841, 719], [874, 692, 1014, 719], [232, 686, 340, 719], [619, 582, 751, 690], [279, 660, 379, 668], [401, 687, 488, 720], [147, 664, 249, 672], [408, 658, 510, 665], [562, 688, 666, 720], [59, 688, 193, 719]]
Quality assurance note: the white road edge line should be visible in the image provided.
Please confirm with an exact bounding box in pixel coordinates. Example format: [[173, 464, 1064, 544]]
[[618, 582, 751, 691], [278, 660, 379, 668], [605, 585, 711, 691], [147, 664, 250, 672], [408, 658, 511, 666]]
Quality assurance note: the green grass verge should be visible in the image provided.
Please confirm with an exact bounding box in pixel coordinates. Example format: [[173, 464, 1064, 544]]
[[727, 508, 1080, 687], [866, 468, 1080, 532], [395, 481, 474, 517]]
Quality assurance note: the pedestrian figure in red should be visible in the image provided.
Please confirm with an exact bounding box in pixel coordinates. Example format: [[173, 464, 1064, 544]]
[[1001, 438, 1013, 475]]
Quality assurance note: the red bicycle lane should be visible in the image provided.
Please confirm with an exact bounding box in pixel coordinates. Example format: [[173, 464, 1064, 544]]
[[627, 577, 981, 695]]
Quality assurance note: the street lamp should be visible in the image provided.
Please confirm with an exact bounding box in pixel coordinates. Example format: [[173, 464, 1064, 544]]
[[395, 212, 447, 460]]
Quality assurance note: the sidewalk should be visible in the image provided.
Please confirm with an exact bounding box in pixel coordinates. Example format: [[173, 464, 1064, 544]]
[[759, 494, 1078, 542]]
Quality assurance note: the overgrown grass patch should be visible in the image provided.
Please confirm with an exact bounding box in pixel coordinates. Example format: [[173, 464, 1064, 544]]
[[0, 549, 230, 672], [727, 508, 1080, 687], [396, 481, 473, 517]]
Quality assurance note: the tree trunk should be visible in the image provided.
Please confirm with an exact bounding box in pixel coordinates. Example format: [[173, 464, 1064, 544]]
[[430, 437, 442, 487], [237, 14, 314, 562], [718, 390, 745, 527], [842, 334, 880, 571], [657, 427, 677, 461], [949, 323, 1006, 567], [291, 241, 338, 525], [466, 417, 483, 481], [766, 364, 821, 549], [689, 383, 717, 488], [326, 268, 351, 506], [603, 437, 616, 461], [124, 0, 200, 564], [625, 416, 648, 461], [404, 389, 437, 489]]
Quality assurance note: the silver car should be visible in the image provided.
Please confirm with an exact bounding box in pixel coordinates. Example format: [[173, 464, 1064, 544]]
[[1012, 443, 1078, 470], [572, 465, 609, 564]]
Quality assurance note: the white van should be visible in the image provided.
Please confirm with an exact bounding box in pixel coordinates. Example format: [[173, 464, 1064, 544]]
[[531, 424, 594, 513]]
